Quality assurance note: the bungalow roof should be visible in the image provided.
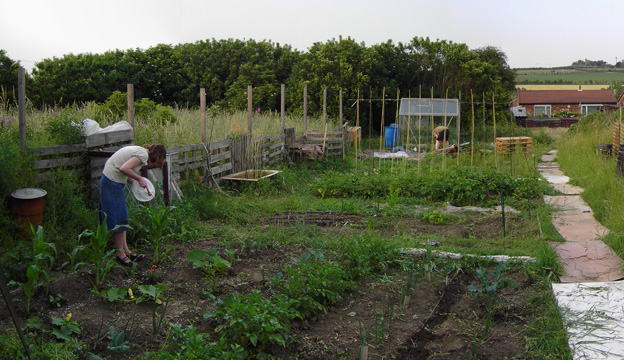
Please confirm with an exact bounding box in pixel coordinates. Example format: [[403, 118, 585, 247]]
[[517, 90, 617, 105]]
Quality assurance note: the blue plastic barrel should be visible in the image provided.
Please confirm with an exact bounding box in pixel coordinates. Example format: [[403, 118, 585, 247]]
[[384, 123, 398, 148]]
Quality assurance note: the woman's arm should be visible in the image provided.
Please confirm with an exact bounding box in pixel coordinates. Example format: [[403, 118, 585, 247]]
[[119, 156, 147, 188]]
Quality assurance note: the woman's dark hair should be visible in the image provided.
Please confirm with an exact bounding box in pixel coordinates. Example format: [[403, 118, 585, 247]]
[[144, 144, 166, 165]]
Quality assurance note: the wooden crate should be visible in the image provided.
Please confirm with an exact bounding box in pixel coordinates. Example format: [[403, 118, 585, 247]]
[[495, 136, 532, 153]]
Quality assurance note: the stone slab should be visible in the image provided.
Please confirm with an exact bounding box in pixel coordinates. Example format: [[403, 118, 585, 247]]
[[538, 162, 560, 169], [544, 195, 593, 214], [552, 281, 624, 359], [539, 167, 570, 184], [541, 154, 556, 162], [551, 213, 609, 242], [550, 240, 623, 282], [551, 183, 584, 195]]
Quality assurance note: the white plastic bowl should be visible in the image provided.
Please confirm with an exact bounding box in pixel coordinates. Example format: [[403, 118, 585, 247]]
[[131, 177, 155, 202]]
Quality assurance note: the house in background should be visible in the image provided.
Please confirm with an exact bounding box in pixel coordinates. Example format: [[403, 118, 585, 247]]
[[513, 88, 617, 116]]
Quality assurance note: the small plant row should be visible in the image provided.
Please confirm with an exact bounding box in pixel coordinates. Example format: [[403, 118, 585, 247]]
[[312, 166, 548, 207], [141, 235, 404, 359]]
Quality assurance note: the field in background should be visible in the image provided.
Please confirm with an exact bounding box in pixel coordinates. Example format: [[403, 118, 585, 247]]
[[516, 84, 608, 90], [515, 68, 624, 84]]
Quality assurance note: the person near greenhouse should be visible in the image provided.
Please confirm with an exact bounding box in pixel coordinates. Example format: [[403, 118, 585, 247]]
[[100, 145, 166, 267], [432, 126, 450, 150]]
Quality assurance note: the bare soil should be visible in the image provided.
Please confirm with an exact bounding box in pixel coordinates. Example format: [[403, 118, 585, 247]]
[[0, 210, 541, 359]]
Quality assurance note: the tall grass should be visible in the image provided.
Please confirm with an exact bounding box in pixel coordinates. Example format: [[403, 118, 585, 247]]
[[557, 112, 624, 256], [134, 108, 338, 147]]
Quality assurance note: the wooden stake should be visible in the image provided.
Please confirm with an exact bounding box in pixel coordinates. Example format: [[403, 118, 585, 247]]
[[356, 88, 360, 168], [379, 87, 386, 171], [493, 93, 497, 170], [280, 84, 285, 133], [471, 90, 475, 168], [457, 90, 461, 166], [430, 88, 434, 168], [482, 93, 486, 167], [18, 68, 26, 149], [443, 89, 448, 170], [200, 88, 206, 143], [418, 86, 422, 174], [303, 83, 308, 134], [127, 83, 134, 128]]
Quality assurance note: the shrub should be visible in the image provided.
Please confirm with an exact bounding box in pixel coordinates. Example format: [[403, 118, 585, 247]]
[[44, 108, 84, 145]]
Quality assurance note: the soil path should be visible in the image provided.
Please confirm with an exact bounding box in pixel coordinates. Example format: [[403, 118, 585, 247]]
[[541, 149, 624, 359]]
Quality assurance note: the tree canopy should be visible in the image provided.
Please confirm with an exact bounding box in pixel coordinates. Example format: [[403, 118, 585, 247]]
[[1, 37, 516, 132]]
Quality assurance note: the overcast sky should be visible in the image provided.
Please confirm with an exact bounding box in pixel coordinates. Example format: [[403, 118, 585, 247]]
[[2, 0, 623, 73]]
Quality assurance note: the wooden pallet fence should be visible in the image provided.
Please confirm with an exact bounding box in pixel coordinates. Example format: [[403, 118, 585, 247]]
[[33, 143, 88, 182], [205, 139, 233, 179], [495, 136, 532, 153], [304, 130, 345, 157], [167, 139, 233, 186], [267, 134, 285, 165], [249, 134, 285, 167]]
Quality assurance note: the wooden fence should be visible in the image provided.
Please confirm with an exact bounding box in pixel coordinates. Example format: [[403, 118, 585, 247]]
[[30, 126, 342, 206]]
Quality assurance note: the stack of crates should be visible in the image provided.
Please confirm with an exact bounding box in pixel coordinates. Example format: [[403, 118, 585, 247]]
[[495, 136, 532, 153]]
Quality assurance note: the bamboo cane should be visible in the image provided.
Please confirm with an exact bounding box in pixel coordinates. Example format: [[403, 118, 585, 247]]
[[457, 90, 461, 166], [430, 88, 434, 169], [379, 87, 386, 172], [418, 86, 422, 174], [443, 89, 448, 170], [482, 93, 486, 167], [406, 90, 411, 174], [493, 93, 497, 170], [356, 88, 360, 169], [392, 88, 399, 174], [471, 89, 475, 168]]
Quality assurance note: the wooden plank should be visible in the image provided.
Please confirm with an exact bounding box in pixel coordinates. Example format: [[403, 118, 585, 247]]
[[34, 144, 86, 156], [207, 139, 231, 151], [86, 129, 134, 148], [168, 144, 203, 154], [36, 168, 86, 182], [210, 162, 233, 177], [33, 156, 86, 170], [207, 151, 231, 163]]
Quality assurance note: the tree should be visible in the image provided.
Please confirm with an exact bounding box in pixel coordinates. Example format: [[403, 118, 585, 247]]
[[287, 37, 373, 121], [0, 50, 23, 108]]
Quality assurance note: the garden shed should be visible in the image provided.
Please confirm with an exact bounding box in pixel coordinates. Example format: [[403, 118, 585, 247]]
[[397, 98, 460, 147]]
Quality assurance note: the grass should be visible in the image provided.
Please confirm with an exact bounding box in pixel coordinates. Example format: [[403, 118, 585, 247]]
[[557, 112, 624, 258]]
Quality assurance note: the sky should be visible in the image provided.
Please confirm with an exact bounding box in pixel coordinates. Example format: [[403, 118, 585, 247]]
[[2, 0, 624, 73]]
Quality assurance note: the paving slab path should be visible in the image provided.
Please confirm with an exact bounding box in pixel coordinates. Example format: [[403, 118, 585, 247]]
[[539, 150, 624, 359]]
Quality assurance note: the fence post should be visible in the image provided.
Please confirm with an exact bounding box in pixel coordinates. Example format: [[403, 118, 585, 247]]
[[339, 88, 343, 126], [303, 83, 308, 134], [200, 88, 206, 143], [281, 84, 285, 133], [18, 68, 26, 149], [127, 84, 134, 127], [323, 87, 327, 131], [247, 85, 253, 171]]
